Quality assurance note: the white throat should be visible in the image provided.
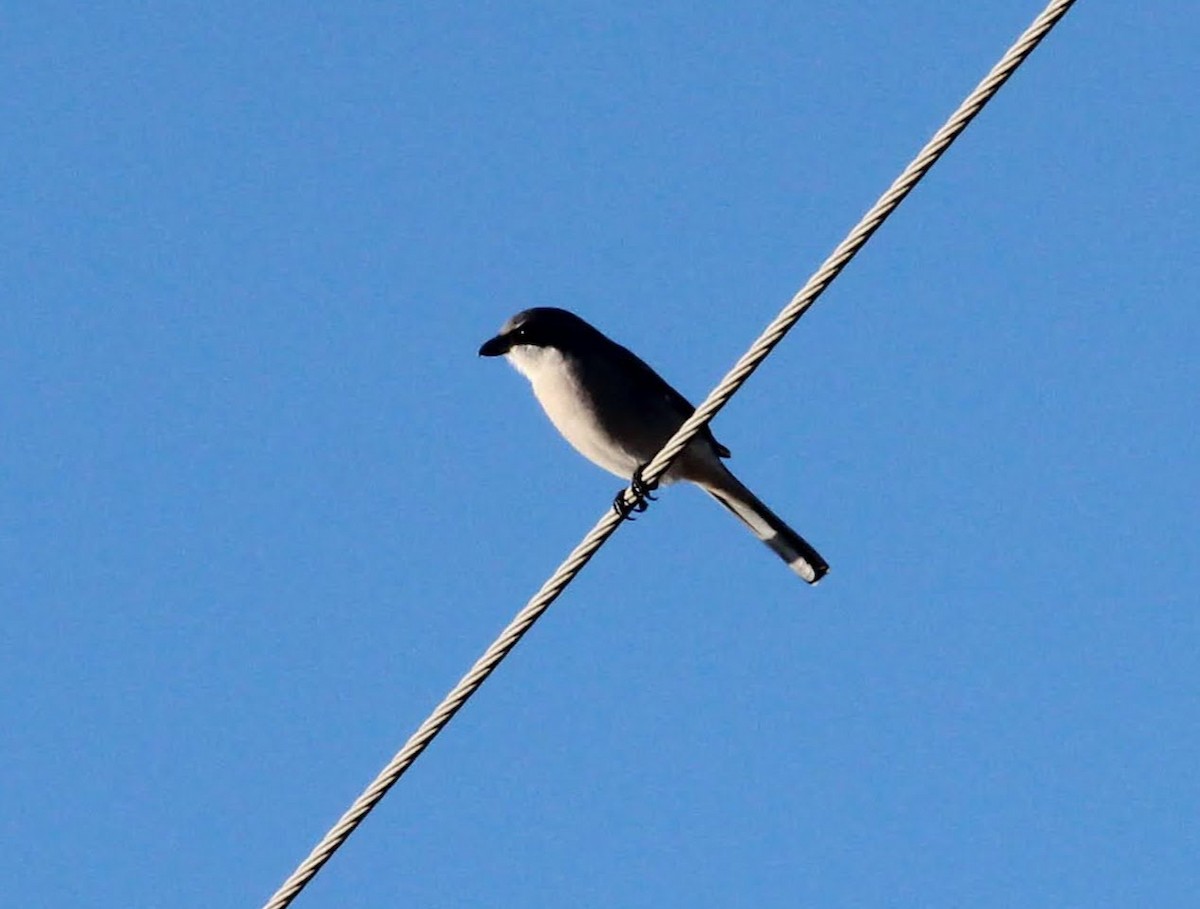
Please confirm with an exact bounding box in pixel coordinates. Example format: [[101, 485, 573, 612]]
[[504, 343, 564, 383]]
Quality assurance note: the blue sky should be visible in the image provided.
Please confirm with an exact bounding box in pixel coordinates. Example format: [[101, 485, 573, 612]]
[[3, 2, 1197, 906]]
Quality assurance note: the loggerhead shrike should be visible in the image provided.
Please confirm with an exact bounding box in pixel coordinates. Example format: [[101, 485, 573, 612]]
[[479, 307, 829, 584]]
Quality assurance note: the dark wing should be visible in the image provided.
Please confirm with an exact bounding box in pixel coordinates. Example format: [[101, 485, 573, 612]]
[[608, 339, 732, 459]]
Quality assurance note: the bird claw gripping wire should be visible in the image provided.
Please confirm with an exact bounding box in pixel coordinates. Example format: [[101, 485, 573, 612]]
[[612, 464, 658, 521], [631, 463, 659, 501]]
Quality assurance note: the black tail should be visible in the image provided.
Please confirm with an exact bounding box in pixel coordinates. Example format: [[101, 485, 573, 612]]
[[700, 470, 829, 585]]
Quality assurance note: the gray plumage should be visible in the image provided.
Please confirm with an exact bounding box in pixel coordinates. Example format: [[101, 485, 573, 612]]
[[479, 307, 828, 584]]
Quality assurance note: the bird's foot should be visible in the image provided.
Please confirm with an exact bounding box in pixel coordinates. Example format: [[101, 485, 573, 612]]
[[630, 463, 659, 502], [612, 464, 658, 521], [612, 489, 649, 521]]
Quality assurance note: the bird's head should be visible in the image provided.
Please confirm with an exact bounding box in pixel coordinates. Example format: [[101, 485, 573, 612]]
[[478, 307, 598, 363]]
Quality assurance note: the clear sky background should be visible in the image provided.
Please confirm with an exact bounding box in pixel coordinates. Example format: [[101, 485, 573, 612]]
[[3, 3, 1196, 906]]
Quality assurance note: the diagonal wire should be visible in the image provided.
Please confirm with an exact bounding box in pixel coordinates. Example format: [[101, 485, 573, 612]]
[[262, 2, 1077, 906]]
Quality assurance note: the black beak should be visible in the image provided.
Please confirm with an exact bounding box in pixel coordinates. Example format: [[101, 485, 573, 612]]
[[478, 333, 510, 357]]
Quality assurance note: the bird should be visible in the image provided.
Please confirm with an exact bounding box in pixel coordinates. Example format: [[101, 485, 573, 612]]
[[478, 307, 829, 584]]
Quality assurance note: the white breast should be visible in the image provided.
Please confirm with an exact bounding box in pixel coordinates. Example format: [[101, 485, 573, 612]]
[[505, 345, 642, 479]]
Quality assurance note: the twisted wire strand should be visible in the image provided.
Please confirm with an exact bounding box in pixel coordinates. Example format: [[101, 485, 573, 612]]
[[633, 0, 1078, 494], [262, 2, 1076, 905]]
